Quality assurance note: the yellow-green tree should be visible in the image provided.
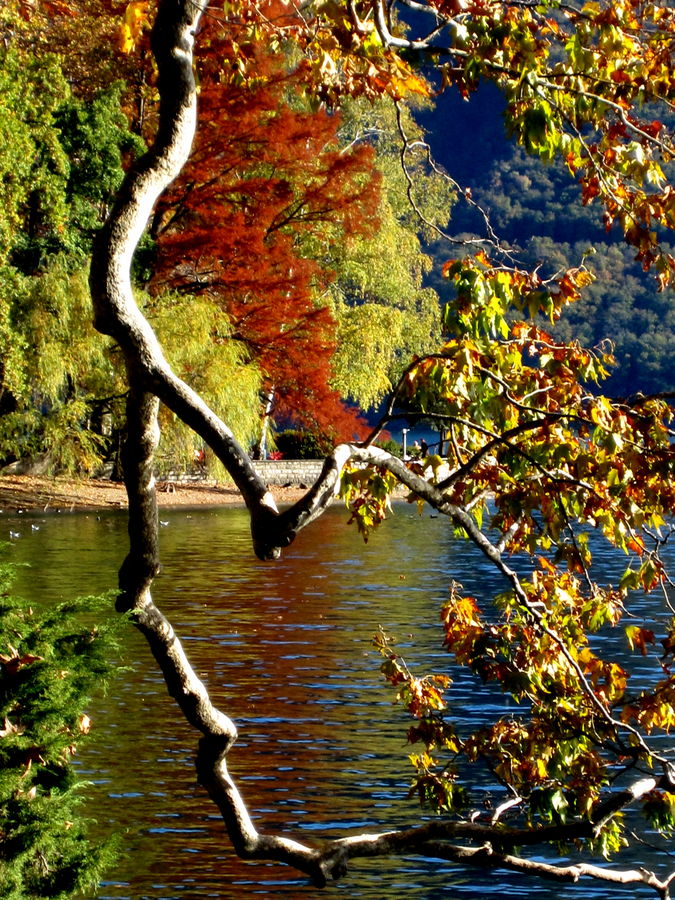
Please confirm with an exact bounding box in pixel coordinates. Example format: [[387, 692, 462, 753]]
[[0, 11, 262, 474], [329, 99, 448, 407]]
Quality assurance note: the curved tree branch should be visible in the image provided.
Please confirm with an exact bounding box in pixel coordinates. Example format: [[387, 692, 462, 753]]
[[89, 0, 289, 558], [89, 0, 675, 895]]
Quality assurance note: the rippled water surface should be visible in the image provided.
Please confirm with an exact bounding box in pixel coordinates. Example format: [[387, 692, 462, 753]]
[[5, 503, 669, 900]]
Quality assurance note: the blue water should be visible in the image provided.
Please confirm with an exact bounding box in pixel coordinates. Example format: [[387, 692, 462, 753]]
[[4, 502, 672, 899]]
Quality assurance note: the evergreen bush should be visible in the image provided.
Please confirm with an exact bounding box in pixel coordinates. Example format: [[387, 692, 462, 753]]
[[0, 562, 120, 899]]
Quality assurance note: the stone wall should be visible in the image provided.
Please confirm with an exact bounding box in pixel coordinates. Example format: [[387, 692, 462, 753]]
[[156, 459, 325, 486], [252, 459, 324, 486]]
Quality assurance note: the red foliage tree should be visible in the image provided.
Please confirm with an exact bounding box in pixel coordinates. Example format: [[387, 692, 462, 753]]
[[151, 7, 381, 443]]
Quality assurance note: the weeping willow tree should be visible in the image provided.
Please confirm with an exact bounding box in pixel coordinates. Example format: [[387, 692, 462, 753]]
[[146, 291, 262, 475], [328, 99, 450, 409], [0, 27, 263, 476], [0, 45, 135, 474]]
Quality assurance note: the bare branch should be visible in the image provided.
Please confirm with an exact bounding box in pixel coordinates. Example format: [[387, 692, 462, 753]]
[[393, 101, 514, 256], [89, 0, 288, 558]]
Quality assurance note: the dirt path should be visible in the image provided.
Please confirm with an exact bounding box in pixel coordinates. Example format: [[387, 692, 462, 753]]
[[0, 474, 306, 513]]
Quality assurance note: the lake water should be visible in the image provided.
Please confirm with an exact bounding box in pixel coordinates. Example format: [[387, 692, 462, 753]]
[[3, 502, 669, 900]]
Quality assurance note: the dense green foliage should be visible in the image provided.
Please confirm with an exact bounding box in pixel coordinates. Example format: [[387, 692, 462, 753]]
[[146, 291, 263, 475], [0, 31, 283, 471], [274, 428, 334, 458], [0, 42, 141, 474], [0, 564, 119, 899]]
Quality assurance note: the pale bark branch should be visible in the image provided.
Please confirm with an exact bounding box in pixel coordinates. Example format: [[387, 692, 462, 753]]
[[117, 382, 160, 601], [89, 0, 280, 555]]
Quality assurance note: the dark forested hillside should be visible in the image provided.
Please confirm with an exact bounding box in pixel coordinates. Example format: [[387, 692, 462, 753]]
[[418, 85, 675, 397]]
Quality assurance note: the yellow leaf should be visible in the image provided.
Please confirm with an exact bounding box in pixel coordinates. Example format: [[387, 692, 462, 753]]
[[78, 713, 91, 734], [388, 57, 431, 99], [427, 454, 444, 471], [119, 1, 150, 55]]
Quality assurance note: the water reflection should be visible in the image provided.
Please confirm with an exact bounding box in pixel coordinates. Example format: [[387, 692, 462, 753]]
[[4, 504, 667, 899]]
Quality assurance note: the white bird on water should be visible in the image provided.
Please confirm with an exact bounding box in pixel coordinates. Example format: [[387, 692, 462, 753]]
[[9, 530, 20, 539]]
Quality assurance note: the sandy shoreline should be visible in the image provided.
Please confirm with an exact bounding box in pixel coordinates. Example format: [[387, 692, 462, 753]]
[[0, 474, 307, 513]]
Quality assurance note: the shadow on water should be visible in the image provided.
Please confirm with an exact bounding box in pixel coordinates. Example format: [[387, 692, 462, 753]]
[[3, 503, 667, 899]]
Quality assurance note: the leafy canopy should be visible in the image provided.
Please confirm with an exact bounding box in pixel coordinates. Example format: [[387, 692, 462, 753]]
[[341, 241, 675, 863]]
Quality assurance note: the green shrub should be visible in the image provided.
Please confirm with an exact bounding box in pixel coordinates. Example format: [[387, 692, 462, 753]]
[[374, 438, 403, 458], [0, 563, 120, 899], [274, 429, 334, 459]]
